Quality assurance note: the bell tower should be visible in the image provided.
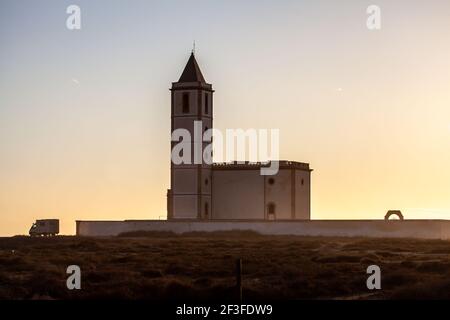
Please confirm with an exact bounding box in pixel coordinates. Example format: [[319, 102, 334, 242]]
[[168, 53, 213, 220]]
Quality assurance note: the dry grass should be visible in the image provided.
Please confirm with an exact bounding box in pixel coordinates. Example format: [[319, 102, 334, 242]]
[[1, 232, 450, 300]]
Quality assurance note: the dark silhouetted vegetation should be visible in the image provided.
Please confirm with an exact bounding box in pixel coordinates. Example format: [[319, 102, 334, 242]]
[[0, 234, 449, 300]]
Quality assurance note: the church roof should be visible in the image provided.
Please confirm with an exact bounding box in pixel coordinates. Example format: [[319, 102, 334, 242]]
[[178, 53, 206, 83], [213, 161, 312, 172]]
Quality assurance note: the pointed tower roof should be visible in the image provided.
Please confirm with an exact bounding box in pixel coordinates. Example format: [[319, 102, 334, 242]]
[[178, 53, 206, 83]]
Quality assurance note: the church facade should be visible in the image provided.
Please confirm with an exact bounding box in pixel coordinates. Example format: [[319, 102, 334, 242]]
[[167, 53, 312, 221]]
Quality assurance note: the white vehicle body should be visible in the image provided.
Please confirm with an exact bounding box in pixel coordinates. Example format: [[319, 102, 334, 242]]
[[29, 219, 59, 236]]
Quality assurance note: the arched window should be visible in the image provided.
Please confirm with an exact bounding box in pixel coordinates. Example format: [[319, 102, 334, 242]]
[[267, 203, 276, 220]]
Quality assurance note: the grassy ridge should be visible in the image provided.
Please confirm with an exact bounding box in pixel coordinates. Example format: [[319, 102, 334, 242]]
[[0, 233, 450, 300]]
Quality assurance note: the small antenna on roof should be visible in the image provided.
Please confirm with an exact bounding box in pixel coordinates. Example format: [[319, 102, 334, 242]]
[[192, 40, 196, 55]]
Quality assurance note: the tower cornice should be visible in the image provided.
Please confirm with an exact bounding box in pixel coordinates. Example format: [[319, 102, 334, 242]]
[[170, 82, 214, 92]]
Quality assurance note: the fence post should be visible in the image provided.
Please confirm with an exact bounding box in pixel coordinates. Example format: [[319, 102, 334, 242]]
[[236, 258, 242, 302]]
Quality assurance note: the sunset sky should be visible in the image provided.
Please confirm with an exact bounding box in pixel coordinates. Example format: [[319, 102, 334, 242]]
[[1, 0, 450, 236]]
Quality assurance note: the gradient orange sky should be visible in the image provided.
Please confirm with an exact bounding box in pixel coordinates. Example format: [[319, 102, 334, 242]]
[[1, 0, 450, 236]]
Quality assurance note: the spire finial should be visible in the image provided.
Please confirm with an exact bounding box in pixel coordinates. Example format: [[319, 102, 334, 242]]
[[192, 41, 196, 55]]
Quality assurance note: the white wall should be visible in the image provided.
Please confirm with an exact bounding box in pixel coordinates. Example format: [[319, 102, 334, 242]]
[[212, 170, 264, 219], [212, 167, 311, 220], [173, 169, 198, 194], [295, 170, 310, 220], [171, 86, 213, 220], [265, 169, 292, 219], [77, 220, 450, 239], [172, 196, 197, 218]]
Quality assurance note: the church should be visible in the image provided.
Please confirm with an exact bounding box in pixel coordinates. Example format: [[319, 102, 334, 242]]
[[75, 54, 450, 240], [167, 53, 312, 221]]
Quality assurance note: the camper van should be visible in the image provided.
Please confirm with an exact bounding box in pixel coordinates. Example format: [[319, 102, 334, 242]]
[[29, 219, 59, 236]]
